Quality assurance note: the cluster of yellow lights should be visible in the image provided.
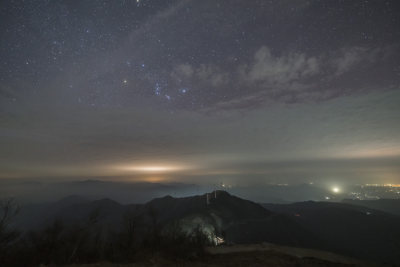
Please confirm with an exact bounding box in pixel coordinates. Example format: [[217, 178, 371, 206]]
[[365, 184, 400, 187], [384, 184, 400, 188]]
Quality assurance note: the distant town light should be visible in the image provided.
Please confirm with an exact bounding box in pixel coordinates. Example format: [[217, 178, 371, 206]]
[[332, 187, 340, 193]]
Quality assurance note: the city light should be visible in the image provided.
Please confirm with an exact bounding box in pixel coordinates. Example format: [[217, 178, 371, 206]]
[[332, 187, 340, 193]]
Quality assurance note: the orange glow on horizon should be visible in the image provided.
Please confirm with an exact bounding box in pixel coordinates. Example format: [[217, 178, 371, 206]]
[[336, 146, 400, 159], [128, 166, 175, 172], [112, 163, 190, 174], [142, 176, 166, 183]]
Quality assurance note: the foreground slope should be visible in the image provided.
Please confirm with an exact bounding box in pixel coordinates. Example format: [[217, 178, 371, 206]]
[[263, 201, 400, 264], [342, 198, 400, 216], [12, 191, 400, 265]]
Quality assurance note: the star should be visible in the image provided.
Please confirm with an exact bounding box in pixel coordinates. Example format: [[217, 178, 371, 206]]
[[154, 83, 161, 95]]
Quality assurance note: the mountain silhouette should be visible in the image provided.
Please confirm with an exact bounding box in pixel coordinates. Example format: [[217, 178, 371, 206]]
[[11, 191, 400, 265]]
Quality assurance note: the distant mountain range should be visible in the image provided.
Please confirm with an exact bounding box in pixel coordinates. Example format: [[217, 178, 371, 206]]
[[11, 191, 400, 265], [262, 200, 400, 265], [1, 179, 201, 204], [0, 179, 340, 204], [342, 198, 400, 216]]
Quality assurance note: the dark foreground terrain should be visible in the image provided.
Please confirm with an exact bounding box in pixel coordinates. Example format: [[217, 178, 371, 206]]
[[2, 191, 400, 266], [64, 251, 362, 267], [63, 243, 370, 267]]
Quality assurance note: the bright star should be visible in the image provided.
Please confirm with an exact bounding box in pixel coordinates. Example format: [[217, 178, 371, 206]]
[[154, 83, 161, 95]]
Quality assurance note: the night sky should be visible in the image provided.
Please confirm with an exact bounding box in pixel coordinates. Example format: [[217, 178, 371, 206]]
[[1, 0, 400, 184]]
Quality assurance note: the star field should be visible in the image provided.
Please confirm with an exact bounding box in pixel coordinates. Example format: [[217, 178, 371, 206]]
[[0, 0, 400, 182], [1, 0, 399, 111]]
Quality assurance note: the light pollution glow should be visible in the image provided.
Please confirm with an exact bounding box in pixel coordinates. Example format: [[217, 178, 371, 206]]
[[1, 1, 400, 186], [113, 164, 189, 173], [332, 187, 340, 193]]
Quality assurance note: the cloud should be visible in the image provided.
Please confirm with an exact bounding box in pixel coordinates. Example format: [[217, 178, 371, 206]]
[[332, 47, 367, 75], [168, 44, 397, 111], [172, 63, 230, 87], [240, 45, 393, 90], [331, 46, 383, 76], [208, 44, 398, 110], [196, 64, 230, 87], [173, 63, 194, 79], [240, 46, 320, 89]]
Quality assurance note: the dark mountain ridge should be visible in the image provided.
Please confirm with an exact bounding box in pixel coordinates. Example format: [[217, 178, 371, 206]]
[[262, 201, 400, 264], [342, 198, 400, 216], [10, 191, 400, 265]]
